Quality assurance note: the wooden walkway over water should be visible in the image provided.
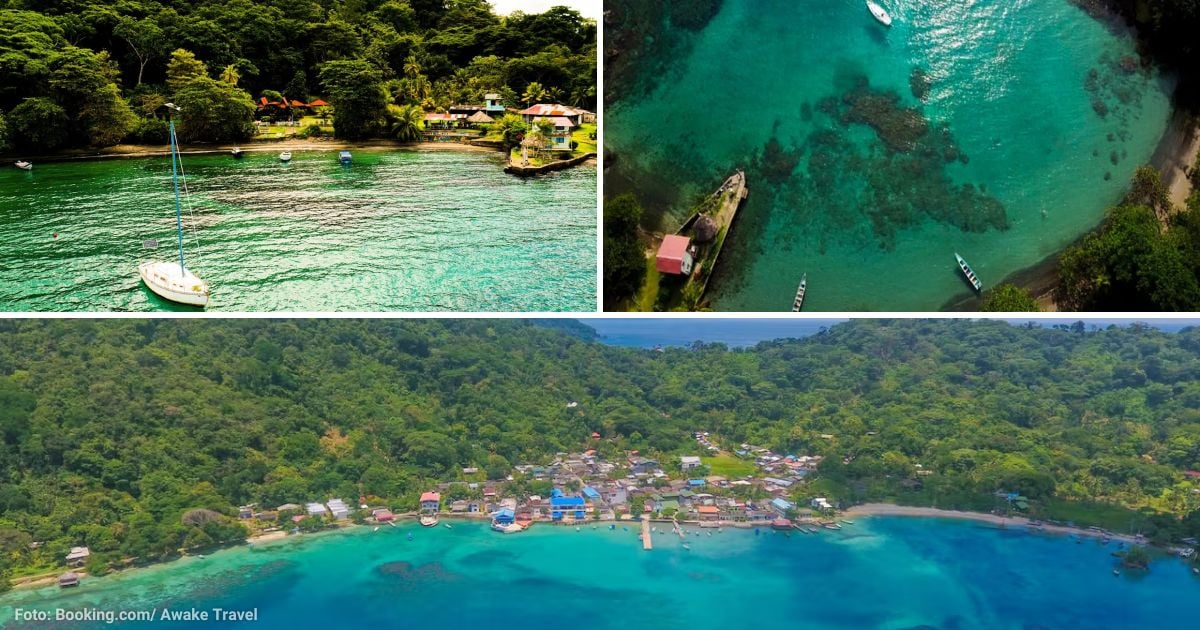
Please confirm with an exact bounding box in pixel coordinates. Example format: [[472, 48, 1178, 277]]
[[642, 519, 652, 550]]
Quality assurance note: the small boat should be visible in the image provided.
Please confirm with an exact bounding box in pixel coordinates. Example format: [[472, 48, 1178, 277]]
[[279, 151, 292, 162], [339, 150, 352, 164], [867, 1, 893, 26], [406, 533, 413, 540], [373, 526, 380, 532], [230, 147, 244, 158], [419, 513, 439, 527], [840, 520, 855, 525], [792, 273, 807, 312], [955, 253, 983, 292], [443, 523, 452, 529], [14, 161, 32, 170]]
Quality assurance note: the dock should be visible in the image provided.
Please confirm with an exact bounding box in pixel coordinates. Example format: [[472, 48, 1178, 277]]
[[642, 519, 652, 550], [637, 171, 749, 311]]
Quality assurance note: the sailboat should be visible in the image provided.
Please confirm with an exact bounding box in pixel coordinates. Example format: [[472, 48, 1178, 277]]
[[139, 103, 210, 307], [955, 253, 983, 292], [867, 1, 893, 26], [792, 273, 807, 312]]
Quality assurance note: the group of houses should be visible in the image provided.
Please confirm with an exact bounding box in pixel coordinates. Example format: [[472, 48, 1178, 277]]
[[255, 90, 594, 152]]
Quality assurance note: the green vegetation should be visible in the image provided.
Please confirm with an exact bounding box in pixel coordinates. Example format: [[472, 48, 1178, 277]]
[[1057, 166, 1200, 310], [0, 1, 595, 152], [982, 284, 1041, 312], [702, 454, 756, 478], [2, 319, 1200, 579], [603, 193, 647, 305]]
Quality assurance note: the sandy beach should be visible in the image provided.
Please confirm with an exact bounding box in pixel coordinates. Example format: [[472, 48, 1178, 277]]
[[844, 503, 1145, 545]]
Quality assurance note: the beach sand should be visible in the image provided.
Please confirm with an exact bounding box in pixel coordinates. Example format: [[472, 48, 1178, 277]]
[[844, 503, 1144, 545]]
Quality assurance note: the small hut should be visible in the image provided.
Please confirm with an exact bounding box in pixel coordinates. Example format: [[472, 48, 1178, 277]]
[[58, 572, 81, 588], [466, 111, 494, 127], [693, 215, 718, 243]]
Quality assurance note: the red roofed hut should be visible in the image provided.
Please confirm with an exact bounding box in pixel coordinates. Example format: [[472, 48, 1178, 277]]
[[656, 235, 694, 276]]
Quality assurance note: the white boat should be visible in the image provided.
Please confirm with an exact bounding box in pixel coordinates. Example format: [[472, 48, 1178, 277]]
[[792, 273, 807, 312], [14, 161, 32, 170], [443, 523, 452, 529], [867, 1, 892, 26], [419, 514, 439, 527], [139, 261, 209, 306], [279, 151, 292, 162], [955, 253, 983, 292], [139, 103, 209, 307], [231, 147, 244, 159]]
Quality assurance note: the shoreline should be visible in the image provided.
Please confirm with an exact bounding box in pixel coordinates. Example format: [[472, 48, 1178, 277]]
[[843, 503, 1146, 545], [943, 104, 1199, 313], [3, 139, 501, 163]]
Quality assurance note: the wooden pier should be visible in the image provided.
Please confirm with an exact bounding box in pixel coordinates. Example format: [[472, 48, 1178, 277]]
[[641, 519, 652, 550]]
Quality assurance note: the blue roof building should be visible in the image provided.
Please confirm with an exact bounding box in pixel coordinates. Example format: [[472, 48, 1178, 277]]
[[770, 498, 795, 515], [582, 486, 601, 500], [492, 508, 515, 524], [687, 479, 706, 487], [550, 495, 587, 521]]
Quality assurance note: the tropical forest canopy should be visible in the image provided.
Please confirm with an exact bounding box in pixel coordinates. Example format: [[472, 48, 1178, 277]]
[[0, 0, 596, 149], [2, 318, 1200, 581]]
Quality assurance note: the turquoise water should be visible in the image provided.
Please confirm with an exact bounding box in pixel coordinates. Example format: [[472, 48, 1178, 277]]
[[605, 0, 1174, 311], [3, 518, 1196, 629], [0, 149, 596, 312]]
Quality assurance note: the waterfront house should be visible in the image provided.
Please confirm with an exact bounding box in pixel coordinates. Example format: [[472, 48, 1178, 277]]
[[656, 235, 694, 276], [424, 112, 454, 129], [681, 455, 702, 471], [65, 547, 90, 567], [58, 572, 81, 588], [449, 500, 469, 513], [811, 497, 833, 510], [551, 493, 588, 521], [305, 502, 327, 518], [531, 116, 576, 151], [492, 508, 515, 525], [697, 505, 720, 521], [372, 508, 395, 522], [420, 491, 441, 513], [327, 499, 351, 519], [518, 104, 583, 126], [770, 498, 795, 516]]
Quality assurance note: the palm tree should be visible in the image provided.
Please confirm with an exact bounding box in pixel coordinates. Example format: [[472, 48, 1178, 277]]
[[522, 81, 548, 106], [219, 64, 240, 86], [390, 104, 424, 143], [403, 56, 422, 81]]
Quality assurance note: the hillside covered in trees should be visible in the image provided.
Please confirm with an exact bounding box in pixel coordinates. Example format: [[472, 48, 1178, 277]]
[[2, 319, 1200, 581], [0, 0, 595, 150]]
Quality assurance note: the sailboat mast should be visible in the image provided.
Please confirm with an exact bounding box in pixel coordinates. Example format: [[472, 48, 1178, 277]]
[[168, 116, 186, 274]]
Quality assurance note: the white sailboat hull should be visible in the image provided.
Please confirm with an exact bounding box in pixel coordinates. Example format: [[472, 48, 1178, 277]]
[[139, 261, 210, 306]]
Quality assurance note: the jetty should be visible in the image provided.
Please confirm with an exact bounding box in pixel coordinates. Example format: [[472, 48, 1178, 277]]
[[639, 170, 749, 310], [642, 519, 652, 550]]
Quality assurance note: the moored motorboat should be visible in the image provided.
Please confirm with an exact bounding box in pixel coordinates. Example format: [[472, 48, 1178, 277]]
[[419, 513, 439, 527], [279, 151, 292, 162], [339, 150, 352, 164], [955, 253, 983, 292], [792, 273, 807, 312], [867, 1, 893, 26], [14, 160, 32, 170], [231, 147, 244, 158]]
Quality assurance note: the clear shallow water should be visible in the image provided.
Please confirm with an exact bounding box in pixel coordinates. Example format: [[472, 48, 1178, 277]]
[[606, 0, 1174, 311], [0, 149, 596, 312], [2, 518, 1195, 629]]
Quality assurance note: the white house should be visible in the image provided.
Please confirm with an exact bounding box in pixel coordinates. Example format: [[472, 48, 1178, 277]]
[[327, 499, 351, 519], [680, 455, 702, 471], [811, 497, 833, 510], [306, 502, 328, 517], [65, 546, 90, 567]]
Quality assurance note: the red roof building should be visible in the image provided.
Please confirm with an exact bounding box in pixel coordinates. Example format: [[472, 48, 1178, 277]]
[[656, 235, 694, 276], [372, 508, 395, 522], [591, 432, 601, 439], [419, 492, 441, 513], [1184, 471, 1200, 479], [308, 99, 329, 107]]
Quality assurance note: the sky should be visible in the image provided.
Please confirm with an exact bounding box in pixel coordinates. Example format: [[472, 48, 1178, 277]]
[[489, 0, 600, 19]]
